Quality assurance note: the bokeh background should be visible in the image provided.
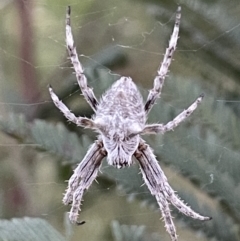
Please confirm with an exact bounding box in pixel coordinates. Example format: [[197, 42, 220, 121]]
[[0, 0, 240, 241]]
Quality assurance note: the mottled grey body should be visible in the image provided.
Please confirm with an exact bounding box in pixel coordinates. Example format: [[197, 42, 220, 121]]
[[49, 6, 211, 241], [94, 77, 145, 168], [96, 76, 145, 123]]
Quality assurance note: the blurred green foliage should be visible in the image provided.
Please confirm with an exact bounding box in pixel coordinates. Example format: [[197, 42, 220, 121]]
[[0, 0, 240, 241]]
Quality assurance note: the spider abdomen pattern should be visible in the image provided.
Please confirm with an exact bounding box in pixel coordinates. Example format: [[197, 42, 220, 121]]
[[96, 77, 145, 123], [49, 6, 211, 241]]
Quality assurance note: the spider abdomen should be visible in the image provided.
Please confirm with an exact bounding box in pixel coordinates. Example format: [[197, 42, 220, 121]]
[[96, 77, 146, 124]]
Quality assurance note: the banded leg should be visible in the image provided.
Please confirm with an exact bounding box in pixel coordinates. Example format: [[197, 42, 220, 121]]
[[49, 85, 95, 128], [135, 139, 211, 241], [66, 6, 98, 111], [145, 6, 181, 114], [156, 193, 178, 241], [142, 94, 204, 135], [63, 140, 106, 224]]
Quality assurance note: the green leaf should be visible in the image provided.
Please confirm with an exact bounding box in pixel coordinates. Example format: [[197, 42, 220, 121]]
[[0, 113, 92, 164], [0, 217, 66, 241], [30, 119, 92, 164]]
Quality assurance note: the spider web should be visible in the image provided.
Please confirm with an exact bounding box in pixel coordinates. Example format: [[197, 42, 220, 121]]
[[0, 0, 240, 241]]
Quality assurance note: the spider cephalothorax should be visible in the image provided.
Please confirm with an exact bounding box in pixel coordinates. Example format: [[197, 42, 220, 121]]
[[49, 6, 211, 241]]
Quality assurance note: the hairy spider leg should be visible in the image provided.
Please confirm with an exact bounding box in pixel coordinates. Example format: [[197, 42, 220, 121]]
[[63, 141, 106, 224], [49, 85, 95, 128], [135, 139, 211, 241], [142, 94, 204, 135], [145, 6, 181, 114], [66, 6, 99, 111]]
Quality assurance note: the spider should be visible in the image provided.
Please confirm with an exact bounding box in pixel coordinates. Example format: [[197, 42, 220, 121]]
[[49, 6, 211, 241]]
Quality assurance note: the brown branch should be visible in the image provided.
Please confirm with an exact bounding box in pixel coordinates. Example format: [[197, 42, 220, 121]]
[[15, 0, 40, 120]]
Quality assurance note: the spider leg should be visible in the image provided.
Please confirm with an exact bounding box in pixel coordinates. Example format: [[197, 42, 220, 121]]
[[164, 184, 212, 221], [142, 94, 204, 135], [63, 140, 106, 223], [66, 6, 98, 111], [144, 7, 181, 114], [156, 193, 178, 241], [49, 85, 95, 128], [135, 139, 211, 241]]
